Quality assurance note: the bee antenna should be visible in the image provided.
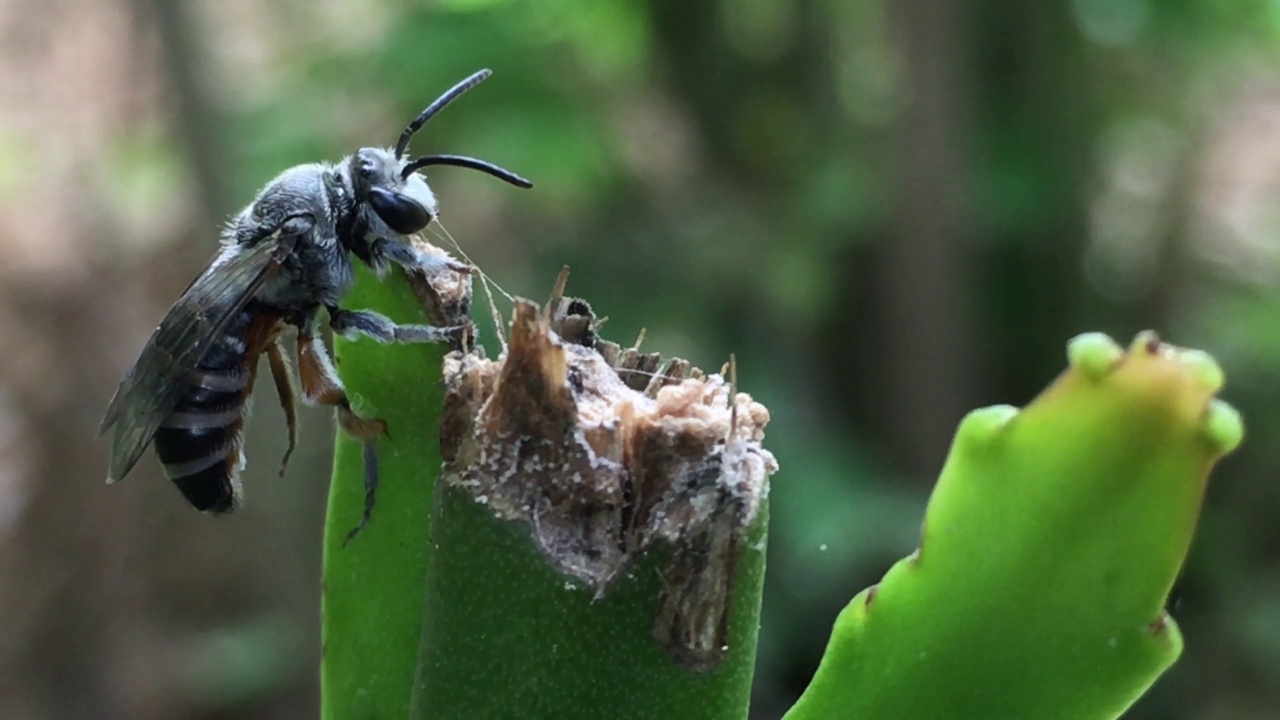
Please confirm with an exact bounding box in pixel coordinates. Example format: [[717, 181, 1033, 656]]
[[395, 69, 493, 159], [401, 154, 534, 189]]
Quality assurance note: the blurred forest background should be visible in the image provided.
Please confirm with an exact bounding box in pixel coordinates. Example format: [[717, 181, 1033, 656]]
[[2, 0, 1280, 718]]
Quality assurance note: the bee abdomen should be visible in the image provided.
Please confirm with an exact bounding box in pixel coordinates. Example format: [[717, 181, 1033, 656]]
[[153, 309, 258, 515], [161, 406, 244, 429], [166, 459, 243, 514], [154, 414, 245, 514]]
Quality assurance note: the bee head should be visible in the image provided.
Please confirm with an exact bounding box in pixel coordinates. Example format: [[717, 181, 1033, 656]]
[[356, 68, 531, 237], [350, 147, 439, 236]]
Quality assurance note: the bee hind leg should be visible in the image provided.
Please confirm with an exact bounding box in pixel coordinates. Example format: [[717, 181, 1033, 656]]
[[265, 339, 299, 477], [296, 329, 386, 545]]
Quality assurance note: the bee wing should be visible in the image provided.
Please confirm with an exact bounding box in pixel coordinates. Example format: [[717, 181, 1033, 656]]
[[100, 232, 299, 483]]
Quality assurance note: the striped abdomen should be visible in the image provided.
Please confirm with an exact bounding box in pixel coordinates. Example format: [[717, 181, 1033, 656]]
[[152, 305, 279, 514]]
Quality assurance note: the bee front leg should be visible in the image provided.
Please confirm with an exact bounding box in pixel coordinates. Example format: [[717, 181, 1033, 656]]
[[375, 237, 472, 275], [296, 329, 385, 545], [328, 307, 469, 345]]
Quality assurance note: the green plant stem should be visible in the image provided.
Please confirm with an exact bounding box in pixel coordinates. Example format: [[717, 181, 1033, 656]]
[[409, 484, 769, 720], [320, 264, 449, 720]]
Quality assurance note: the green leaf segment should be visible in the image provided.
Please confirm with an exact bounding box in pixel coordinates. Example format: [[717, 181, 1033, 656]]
[[320, 264, 452, 720], [785, 331, 1244, 720]]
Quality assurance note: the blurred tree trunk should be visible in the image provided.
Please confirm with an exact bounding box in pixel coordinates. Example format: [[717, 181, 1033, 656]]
[[138, 0, 232, 228], [878, 0, 978, 478], [0, 279, 129, 720], [976, 0, 1099, 402]]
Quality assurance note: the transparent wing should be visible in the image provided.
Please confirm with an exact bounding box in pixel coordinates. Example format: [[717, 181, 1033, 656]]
[[100, 232, 298, 482]]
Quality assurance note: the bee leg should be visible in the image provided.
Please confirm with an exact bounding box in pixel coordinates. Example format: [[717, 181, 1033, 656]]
[[353, 441, 379, 547], [265, 339, 298, 477], [328, 307, 468, 345], [296, 330, 386, 544], [375, 237, 472, 275]]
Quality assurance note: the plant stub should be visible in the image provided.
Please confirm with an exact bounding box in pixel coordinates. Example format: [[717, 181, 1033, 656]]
[[439, 288, 778, 671]]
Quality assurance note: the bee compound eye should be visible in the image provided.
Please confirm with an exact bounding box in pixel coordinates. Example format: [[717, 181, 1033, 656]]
[[368, 187, 433, 234]]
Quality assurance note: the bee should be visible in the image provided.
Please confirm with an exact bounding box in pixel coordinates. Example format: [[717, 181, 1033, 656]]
[[99, 68, 530, 542]]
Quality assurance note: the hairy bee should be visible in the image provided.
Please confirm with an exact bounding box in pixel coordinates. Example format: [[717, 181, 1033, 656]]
[[99, 69, 530, 542]]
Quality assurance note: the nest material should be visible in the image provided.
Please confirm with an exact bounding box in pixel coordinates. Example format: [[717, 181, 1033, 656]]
[[439, 289, 777, 671]]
